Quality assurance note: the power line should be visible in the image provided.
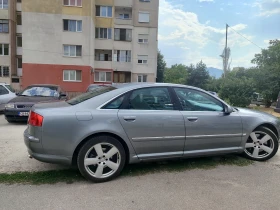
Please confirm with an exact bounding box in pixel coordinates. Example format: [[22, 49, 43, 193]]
[[227, 24, 262, 49]]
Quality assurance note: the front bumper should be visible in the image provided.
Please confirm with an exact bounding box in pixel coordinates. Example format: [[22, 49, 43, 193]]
[[24, 129, 72, 165], [5, 109, 30, 121]]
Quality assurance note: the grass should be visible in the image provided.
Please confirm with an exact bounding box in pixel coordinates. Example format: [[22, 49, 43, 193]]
[[0, 155, 253, 185]]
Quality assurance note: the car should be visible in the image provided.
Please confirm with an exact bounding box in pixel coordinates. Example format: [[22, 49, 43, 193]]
[[0, 83, 16, 113], [86, 84, 112, 92], [251, 92, 264, 106], [5, 84, 67, 123], [208, 91, 218, 97], [274, 91, 280, 113], [24, 83, 280, 183]]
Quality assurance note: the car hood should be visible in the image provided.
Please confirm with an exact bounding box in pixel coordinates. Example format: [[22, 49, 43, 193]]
[[8, 96, 59, 104], [237, 107, 278, 121]]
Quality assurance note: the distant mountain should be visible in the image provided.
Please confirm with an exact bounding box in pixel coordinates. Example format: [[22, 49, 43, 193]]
[[207, 67, 223, 78]]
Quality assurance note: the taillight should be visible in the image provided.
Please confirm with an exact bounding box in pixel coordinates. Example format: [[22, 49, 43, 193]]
[[28, 111, 44, 127]]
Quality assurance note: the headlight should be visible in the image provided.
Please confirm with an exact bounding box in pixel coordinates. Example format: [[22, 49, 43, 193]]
[[5, 103, 15, 109]]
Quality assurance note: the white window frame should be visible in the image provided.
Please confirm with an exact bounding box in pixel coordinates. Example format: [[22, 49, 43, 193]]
[[96, 6, 113, 18], [0, 20, 9, 33], [0, 0, 8, 9], [138, 12, 150, 23], [0, 43, 9, 56], [94, 71, 112, 82], [138, 55, 148, 64], [95, 28, 112, 39], [63, 19, 82, 32], [63, 45, 82, 57], [119, 14, 130, 19], [63, 0, 82, 7], [138, 34, 149, 43], [138, 75, 148, 83], [63, 70, 82, 82], [113, 50, 131, 63], [0, 66, 9, 77]]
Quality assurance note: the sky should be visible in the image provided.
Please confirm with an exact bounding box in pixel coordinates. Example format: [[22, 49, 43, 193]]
[[158, 0, 280, 69]]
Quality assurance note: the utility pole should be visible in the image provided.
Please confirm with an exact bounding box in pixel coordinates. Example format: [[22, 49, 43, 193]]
[[224, 24, 228, 76]]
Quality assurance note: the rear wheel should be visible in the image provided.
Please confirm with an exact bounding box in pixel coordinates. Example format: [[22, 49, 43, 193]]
[[77, 136, 126, 183], [243, 126, 279, 161]]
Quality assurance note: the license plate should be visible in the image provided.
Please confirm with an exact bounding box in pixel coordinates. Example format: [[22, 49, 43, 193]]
[[19, 112, 29, 116]]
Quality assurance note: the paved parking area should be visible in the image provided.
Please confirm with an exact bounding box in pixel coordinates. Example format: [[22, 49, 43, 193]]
[[0, 114, 68, 173]]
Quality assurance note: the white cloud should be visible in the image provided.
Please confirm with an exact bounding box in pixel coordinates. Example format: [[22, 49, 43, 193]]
[[253, 0, 280, 17]]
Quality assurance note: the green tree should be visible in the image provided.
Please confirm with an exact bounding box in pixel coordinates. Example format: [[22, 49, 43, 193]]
[[164, 64, 188, 84], [186, 61, 210, 89], [156, 51, 166, 83]]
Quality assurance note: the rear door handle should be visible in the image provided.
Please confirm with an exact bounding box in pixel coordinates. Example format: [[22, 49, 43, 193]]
[[187, 117, 198, 122], [123, 116, 136, 122]]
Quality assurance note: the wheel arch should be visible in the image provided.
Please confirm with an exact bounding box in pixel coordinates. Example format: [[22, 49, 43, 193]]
[[72, 132, 130, 166], [253, 123, 279, 139]]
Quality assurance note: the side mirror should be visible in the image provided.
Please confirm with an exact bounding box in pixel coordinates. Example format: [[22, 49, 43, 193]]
[[224, 105, 234, 115], [15, 92, 19, 96], [59, 93, 67, 100]]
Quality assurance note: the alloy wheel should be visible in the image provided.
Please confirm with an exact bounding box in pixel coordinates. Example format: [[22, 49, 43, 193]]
[[245, 131, 274, 159]]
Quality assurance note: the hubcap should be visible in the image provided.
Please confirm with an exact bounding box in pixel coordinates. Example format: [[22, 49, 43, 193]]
[[84, 143, 121, 178], [245, 131, 274, 159]]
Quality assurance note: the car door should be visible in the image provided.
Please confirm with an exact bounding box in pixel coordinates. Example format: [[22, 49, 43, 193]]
[[118, 87, 186, 160], [173, 87, 243, 156], [0, 85, 10, 104]]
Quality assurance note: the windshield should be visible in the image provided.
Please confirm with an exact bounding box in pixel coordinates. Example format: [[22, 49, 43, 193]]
[[20, 86, 59, 97], [68, 86, 116, 105], [5, 85, 15, 93]]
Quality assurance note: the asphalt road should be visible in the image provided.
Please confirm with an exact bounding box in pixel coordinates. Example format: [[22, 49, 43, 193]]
[[1, 114, 280, 210]]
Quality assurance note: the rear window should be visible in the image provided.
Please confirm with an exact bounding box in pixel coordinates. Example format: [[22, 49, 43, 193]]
[[5, 85, 15, 93], [68, 86, 116, 105], [20, 86, 59, 97]]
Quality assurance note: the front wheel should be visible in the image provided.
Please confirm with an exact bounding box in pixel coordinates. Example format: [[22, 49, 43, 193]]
[[77, 136, 126, 183], [243, 126, 279, 161]]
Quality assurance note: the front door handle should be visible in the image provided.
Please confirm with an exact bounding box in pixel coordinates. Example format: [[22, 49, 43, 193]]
[[123, 116, 136, 122], [187, 117, 198, 122]]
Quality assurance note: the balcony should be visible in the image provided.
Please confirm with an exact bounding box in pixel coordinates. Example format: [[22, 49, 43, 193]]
[[112, 62, 132, 73], [17, 47, 22, 55], [114, 0, 133, 7], [115, 6, 132, 25], [114, 18, 132, 25], [95, 49, 113, 69], [16, 2, 22, 11]]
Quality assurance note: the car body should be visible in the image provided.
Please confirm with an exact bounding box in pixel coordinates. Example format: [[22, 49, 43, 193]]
[[24, 83, 280, 182], [208, 91, 218, 97], [274, 91, 280, 113], [5, 84, 67, 122], [0, 83, 16, 112]]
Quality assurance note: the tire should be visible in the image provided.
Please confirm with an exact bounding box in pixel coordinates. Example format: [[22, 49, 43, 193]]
[[77, 135, 126, 183], [243, 126, 279, 161]]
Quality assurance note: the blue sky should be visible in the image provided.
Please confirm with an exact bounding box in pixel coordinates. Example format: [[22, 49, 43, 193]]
[[158, 0, 280, 69]]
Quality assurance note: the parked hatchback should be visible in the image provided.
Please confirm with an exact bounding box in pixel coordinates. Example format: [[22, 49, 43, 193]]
[[0, 83, 16, 112], [24, 83, 279, 183], [5, 84, 67, 123]]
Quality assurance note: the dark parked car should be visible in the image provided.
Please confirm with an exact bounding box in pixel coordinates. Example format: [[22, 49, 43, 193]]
[[86, 84, 112, 92], [5, 84, 67, 123], [275, 91, 280, 113]]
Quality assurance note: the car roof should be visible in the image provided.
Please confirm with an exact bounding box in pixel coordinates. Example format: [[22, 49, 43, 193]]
[[27, 84, 59, 88], [0, 83, 10, 85]]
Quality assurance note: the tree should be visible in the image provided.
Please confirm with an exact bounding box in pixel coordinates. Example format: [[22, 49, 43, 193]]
[[156, 51, 166, 83], [186, 61, 210, 89], [251, 39, 280, 107], [164, 64, 188, 84]]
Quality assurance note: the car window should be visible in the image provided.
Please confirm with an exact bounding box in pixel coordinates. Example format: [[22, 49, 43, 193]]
[[20, 86, 59, 97], [0, 85, 9, 95], [5, 85, 15, 93], [128, 87, 174, 110], [103, 95, 125, 109], [68, 86, 116, 105], [174, 88, 224, 112]]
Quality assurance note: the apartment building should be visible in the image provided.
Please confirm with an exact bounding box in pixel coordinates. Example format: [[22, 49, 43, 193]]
[[0, 0, 22, 90], [21, 0, 159, 92]]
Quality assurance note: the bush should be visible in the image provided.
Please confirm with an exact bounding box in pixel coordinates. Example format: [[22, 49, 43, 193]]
[[219, 77, 254, 107]]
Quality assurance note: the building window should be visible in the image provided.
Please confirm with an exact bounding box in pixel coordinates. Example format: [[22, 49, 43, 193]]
[[0, 44, 9, 55], [0, 0, 8, 9], [138, 55, 148, 64], [0, 20, 9, 33], [63, 0, 82, 7], [17, 13, 22, 25], [63, 70, 82, 82], [94, 71, 112, 82], [0, 66, 9, 77], [138, 12, 150, 23], [63, 19, 82, 32], [95, 28, 112, 39], [138, 75, 147, 83], [17, 58, 22, 68], [138, 34, 149, 43], [114, 29, 132, 41], [113, 50, 131, 62], [96, 6, 112, 17], [17, 36, 22, 47], [119, 14, 130, 19], [139, 0, 151, 2], [63, 45, 82, 57]]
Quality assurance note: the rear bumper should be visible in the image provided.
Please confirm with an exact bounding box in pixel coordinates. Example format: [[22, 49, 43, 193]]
[[24, 129, 72, 165], [5, 109, 30, 121]]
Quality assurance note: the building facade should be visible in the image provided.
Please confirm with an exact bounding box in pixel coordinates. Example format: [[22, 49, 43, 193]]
[[0, 0, 22, 90], [19, 0, 159, 92]]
